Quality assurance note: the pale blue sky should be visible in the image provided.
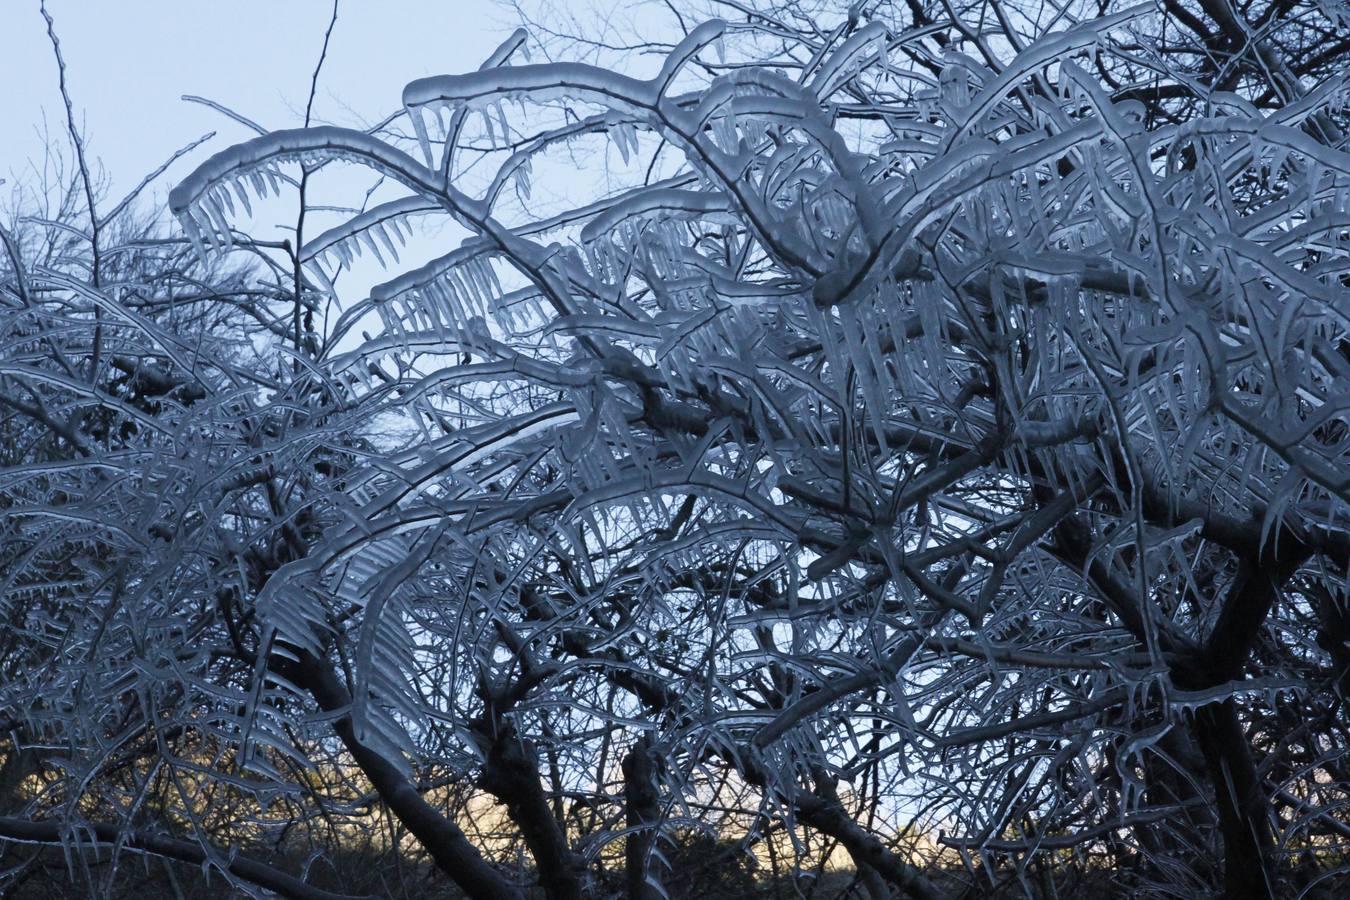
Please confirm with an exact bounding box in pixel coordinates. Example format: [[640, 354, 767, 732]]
[[0, 1, 675, 327], [1, 0, 525, 321], [1, 1, 507, 200]]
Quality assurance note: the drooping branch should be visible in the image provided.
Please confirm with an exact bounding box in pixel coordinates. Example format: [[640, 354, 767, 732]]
[[0, 817, 378, 900]]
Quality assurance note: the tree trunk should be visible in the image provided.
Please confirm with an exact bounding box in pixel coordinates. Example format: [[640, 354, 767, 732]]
[[622, 733, 667, 900], [478, 721, 585, 900], [1192, 702, 1276, 900], [292, 654, 524, 900]]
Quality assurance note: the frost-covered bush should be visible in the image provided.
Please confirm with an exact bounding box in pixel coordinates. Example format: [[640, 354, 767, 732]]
[[4, 2, 1349, 899]]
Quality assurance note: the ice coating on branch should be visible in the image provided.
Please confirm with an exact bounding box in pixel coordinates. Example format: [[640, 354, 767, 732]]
[[173, 128, 434, 213], [121, 11, 1350, 891], [655, 19, 727, 93], [486, 27, 528, 69], [945, 3, 1151, 145], [170, 127, 451, 258], [302, 196, 439, 268], [807, 22, 887, 99], [579, 189, 735, 244], [404, 64, 659, 126], [368, 241, 504, 338]]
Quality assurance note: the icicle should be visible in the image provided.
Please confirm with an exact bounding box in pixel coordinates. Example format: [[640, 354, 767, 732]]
[[405, 297, 426, 334], [482, 108, 497, 148], [480, 256, 501, 302], [180, 212, 207, 262], [714, 114, 736, 153], [585, 242, 604, 284], [445, 279, 468, 329], [375, 223, 400, 263], [204, 200, 232, 248], [206, 191, 230, 236], [409, 107, 433, 165], [232, 178, 253, 217], [477, 260, 498, 313], [433, 103, 448, 143], [361, 230, 386, 267], [516, 157, 532, 200], [457, 262, 480, 313], [419, 283, 441, 337], [442, 268, 466, 320], [482, 255, 503, 296], [307, 259, 338, 304], [193, 206, 219, 250], [215, 185, 236, 218], [601, 241, 616, 285], [470, 259, 492, 309]]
